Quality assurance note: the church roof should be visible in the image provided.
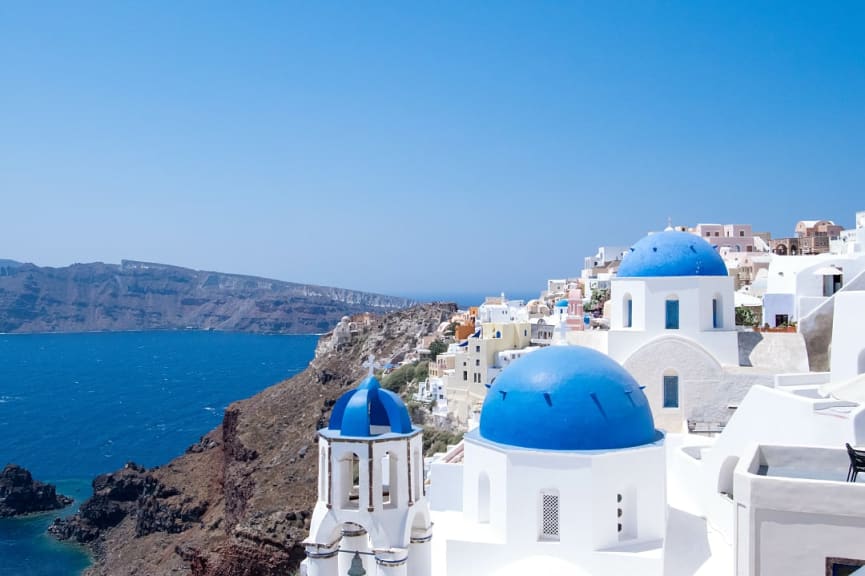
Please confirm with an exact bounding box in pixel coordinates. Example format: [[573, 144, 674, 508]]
[[479, 346, 660, 450], [617, 230, 728, 278], [328, 375, 413, 437]]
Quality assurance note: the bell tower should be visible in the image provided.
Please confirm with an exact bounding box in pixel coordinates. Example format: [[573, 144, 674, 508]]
[[303, 358, 432, 576]]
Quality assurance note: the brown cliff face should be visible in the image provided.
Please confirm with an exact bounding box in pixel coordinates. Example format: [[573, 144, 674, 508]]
[[0, 260, 415, 334], [51, 302, 456, 576]]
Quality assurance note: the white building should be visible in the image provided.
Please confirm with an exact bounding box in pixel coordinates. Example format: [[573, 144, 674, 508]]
[[669, 289, 865, 575], [430, 345, 667, 576], [831, 210, 865, 255], [761, 253, 865, 328], [571, 230, 808, 432]]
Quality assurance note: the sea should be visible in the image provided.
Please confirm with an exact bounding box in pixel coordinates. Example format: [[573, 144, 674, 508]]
[[0, 331, 319, 576]]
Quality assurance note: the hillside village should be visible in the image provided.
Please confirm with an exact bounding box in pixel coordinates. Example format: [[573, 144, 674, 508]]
[[302, 210, 865, 576]]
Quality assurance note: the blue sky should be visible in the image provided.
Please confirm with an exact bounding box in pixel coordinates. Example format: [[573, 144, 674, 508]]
[[1, 2, 863, 296]]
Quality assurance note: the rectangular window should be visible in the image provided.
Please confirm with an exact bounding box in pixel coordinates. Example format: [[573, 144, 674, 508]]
[[540, 492, 560, 540], [739, 230, 745, 237], [625, 299, 633, 328], [712, 299, 720, 329], [475, 359, 480, 367], [664, 375, 679, 408], [463, 371, 468, 381], [475, 345, 480, 353], [665, 300, 679, 329]]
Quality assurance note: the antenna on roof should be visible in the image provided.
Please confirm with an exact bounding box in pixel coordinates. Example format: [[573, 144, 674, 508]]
[[665, 217, 674, 231]]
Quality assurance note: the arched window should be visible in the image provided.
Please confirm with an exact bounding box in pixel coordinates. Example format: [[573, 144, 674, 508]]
[[341, 452, 361, 509], [663, 370, 679, 408], [712, 294, 722, 329], [665, 297, 679, 330], [414, 449, 423, 498], [477, 472, 490, 524], [319, 447, 327, 501], [381, 451, 399, 508], [623, 293, 633, 328], [539, 489, 560, 541]]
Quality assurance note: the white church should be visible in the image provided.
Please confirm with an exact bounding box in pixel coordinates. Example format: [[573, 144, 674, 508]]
[[570, 229, 808, 433]]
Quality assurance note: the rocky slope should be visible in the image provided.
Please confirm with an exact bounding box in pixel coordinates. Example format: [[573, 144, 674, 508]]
[[0, 260, 414, 334], [0, 464, 73, 517], [50, 302, 456, 576]]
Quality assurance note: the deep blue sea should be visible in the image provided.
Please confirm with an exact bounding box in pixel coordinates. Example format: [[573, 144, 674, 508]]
[[0, 331, 318, 576]]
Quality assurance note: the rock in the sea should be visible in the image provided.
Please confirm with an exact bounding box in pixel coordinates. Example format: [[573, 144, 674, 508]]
[[0, 464, 73, 517]]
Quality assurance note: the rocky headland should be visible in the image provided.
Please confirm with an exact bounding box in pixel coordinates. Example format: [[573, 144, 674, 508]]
[[0, 259, 415, 334], [0, 464, 73, 517], [49, 302, 456, 575]]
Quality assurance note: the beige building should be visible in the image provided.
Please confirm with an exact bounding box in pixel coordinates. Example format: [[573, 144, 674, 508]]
[[444, 321, 533, 425]]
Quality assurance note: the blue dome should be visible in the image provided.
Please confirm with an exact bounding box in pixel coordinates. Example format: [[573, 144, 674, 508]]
[[328, 376, 413, 437], [617, 230, 727, 277], [479, 346, 659, 450], [555, 299, 569, 308]]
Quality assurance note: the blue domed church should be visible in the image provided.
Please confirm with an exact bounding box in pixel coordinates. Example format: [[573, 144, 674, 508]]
[[433, 345, 667, 576], [603, 230, 741, 433]]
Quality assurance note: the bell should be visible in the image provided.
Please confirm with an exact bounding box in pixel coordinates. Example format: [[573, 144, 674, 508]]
[[347, 551, 367, 576]]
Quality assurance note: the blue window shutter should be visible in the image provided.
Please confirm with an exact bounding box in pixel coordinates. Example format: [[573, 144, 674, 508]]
[[663, 375, 679, 408], [665, 300, 679, 329]]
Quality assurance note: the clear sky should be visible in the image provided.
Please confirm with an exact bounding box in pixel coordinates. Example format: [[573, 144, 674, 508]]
[[1, 2, 863, 296]]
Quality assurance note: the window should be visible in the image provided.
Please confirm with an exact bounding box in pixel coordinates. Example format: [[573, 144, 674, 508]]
[[664, 374, 679, 408], [463, 371, 468, 381], [341, 452, 361, 509], [705, 232, 710, 237], [826, 557, 865, 576], [381, 452, 398, 508], [475, 345, 480, 353], [739, 230, 745, 237], [623, 294, 633, 328], [714, 232, 720, 237], [712, 298, 721, 329], [475, 359, 480, 367], [539, 491, 560, 540], [665, 299, 679, 329], [477, 473, 490, 523]]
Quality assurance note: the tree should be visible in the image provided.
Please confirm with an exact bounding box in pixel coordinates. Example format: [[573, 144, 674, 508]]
[[428, 339, 448, 360], [735, 306, 757, 327], [444, 322, 459, 337], [585, 288, 610, 314]]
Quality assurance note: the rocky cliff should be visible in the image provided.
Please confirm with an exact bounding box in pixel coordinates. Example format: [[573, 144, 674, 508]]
[[0, 260, 415, 334], [0, 464, 73, 517], [50, 302, 456, 575]]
